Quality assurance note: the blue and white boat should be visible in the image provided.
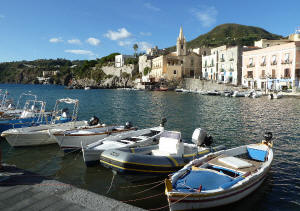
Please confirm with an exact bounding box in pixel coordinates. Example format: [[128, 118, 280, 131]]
[[165, 132, 273, 210], [1, 98, 81, 146]]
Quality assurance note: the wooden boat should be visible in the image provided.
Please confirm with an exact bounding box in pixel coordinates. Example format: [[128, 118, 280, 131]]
[[100, 128, 224, 175], [82, 125, 165, 166], [165, 132, 273, 210]]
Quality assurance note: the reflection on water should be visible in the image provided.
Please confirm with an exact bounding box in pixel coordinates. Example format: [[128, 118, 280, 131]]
[[0, 84, 300, 210]]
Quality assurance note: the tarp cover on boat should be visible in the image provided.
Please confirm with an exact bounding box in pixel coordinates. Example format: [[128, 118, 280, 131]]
[[175, 170, 233, 192]]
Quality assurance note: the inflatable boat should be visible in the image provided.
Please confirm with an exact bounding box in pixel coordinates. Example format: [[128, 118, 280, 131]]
[[100, 128, 225, 175]]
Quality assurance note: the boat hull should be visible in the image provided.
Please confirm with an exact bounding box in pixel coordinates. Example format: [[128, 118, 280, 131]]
[[55, 133, 109, 152], [5, 132, 56, 147], [100, 145, 224, 175], [168, 171, 268, 210]]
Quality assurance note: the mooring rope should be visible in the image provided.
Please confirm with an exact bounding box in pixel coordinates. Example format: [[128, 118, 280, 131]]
[[133, 180, 164, 195], [106, 171, 116, 194], [120, 180, 164, 188], [148, 192, 194, 211], [122, 192, 164, 203]]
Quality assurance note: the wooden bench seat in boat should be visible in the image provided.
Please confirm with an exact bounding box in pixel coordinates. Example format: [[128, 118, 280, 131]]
[[208, 154, 262, 174]]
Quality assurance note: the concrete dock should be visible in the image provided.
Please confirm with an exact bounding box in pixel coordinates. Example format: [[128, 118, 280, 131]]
[[0, 164, 145, 211]]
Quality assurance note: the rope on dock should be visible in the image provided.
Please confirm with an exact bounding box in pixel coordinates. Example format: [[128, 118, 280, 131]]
[[122, 192, 164, 203], [120, 180, 164, 188], [133, 181, 164, 195]]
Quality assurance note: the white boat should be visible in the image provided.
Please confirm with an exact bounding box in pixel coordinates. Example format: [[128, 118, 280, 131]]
[[1, 98, 83, 147], [268, 93, 282, 99], [53, 122, 136, 152], [1, 121, 88, 147], [84, 86, 91, 90], [165, 132, 273, 210], [232, 91, 246, 97], [0, 92, 38, 119], [82, 125, 165, 166]]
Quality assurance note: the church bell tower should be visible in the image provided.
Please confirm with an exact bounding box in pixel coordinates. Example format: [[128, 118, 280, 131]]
[[176, 26, 187, 56]]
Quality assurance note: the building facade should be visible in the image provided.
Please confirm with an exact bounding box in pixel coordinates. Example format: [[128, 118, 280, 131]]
[[242, 41, 300, 91], [139, 26, 204, 82], [202, 45, 251, 85]]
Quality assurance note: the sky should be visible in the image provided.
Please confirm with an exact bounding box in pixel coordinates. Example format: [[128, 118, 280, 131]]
[[0, 0, 300, 62]]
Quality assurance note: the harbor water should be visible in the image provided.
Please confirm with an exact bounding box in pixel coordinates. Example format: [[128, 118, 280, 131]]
[[0, 84, 299, 211]]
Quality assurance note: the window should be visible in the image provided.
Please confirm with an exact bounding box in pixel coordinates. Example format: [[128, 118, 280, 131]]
[[181, 44, 183, 49], [272, 55, 277, 65], [272, 69, 276, 78], [173, 70, 177, 74], [284, 53, 290, 63], [247, 71, 253, 78], [190, 70, 194, 77], [181, 60, 183, 64], [261, 70, 265, 78], [249, 58, 253, 65], [191, 59, 194, 66], [284, 68, 290, 78]]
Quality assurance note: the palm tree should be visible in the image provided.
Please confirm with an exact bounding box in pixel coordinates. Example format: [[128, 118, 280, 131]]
[[133, 44, 138, 57]]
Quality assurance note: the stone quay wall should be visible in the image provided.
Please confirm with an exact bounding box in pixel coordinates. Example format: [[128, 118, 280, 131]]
[[183, 78, 245, 91]]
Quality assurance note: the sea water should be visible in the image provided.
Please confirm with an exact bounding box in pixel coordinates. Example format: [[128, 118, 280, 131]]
[[0, 84, 299, 211]]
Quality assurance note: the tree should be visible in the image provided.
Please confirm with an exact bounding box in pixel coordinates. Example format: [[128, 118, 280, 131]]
[[133, 44, 138, 57], [143, 67, 151, 76]]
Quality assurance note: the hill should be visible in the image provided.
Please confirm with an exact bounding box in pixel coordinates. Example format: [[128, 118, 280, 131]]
[[167, 23, 283, 51]]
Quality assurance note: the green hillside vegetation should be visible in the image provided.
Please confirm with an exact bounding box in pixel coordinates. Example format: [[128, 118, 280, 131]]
[[0, 53, 122, 85], [167, 23, 283, 51]]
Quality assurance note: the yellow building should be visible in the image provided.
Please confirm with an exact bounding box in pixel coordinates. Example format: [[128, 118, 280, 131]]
[[148, 27, 203, 82]]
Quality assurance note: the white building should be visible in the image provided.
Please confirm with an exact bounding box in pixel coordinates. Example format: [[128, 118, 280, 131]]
[[115, 54, 135, 68]]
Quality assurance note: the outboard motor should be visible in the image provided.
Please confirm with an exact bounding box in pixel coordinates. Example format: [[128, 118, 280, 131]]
[[263, 131, 273, 145], [160, 118, 167, 127], [125, 121, 133, 129], [88, 116, 100, 126], [192, 128, 213, 147]]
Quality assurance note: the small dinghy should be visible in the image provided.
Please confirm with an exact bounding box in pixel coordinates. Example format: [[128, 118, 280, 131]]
[[82, 123, 166, 166], [165, 132, 273, 210], [100, 128, 225, 175]]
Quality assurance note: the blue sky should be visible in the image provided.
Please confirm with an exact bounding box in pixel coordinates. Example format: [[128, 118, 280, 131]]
[[0, 0, 300, 62]]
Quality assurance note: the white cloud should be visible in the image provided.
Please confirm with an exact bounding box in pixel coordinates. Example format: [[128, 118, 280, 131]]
[[65, 49, 94, 56], [67, 39, 81, 45], [140, 32, 152, 36], [191, 6, 218, 27], [49, 37, 63, 43], [144, 3, 160, 12], [138, 42, 152, 51], [86, 37, 100, 46], [118, 40, 133, 46], [104, 28, 132, 40]]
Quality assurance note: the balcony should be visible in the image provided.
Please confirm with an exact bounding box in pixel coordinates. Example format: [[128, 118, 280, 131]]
[[220, 58, 225, 62], [229, 58, 234, 61], [247, 64, 255, 68], [271, 61, 277, 65], [229, 68, 234, 72], [281, 60, 292, 65], [220, 68, 225, 72], [260, 62, 266, 66]]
